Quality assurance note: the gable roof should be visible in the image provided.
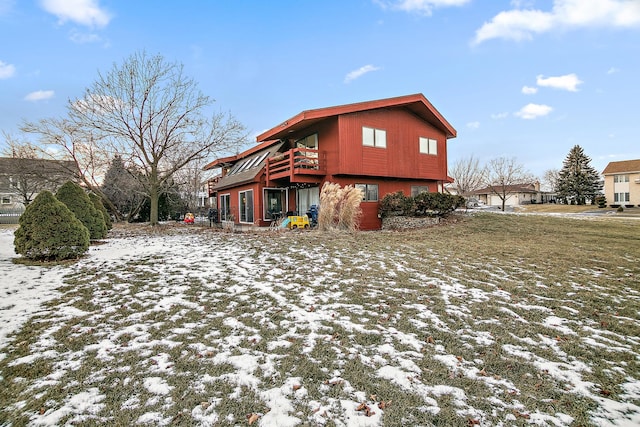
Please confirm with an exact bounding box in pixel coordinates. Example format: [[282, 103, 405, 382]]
[[209, 141, 285, 191], [203, 139, 281, 170], [471, 183, 539, 195], [256, 93, 456, 142], [602, 159, 640, 175]]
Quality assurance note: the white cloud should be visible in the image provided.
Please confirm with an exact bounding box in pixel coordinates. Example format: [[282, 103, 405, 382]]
[[607, 67, 619, 74], [522, 85, 538, 94], [40, 0, 111, 28], [473, 0, 640, 44], [0, 60, 16, 79], [24, 90, 55, 101], [536, 73, 582, 91], [344, 64, 381, 83], [375, 0, 470, 16], [491, 112, 509, 119], [514, 103, 553, 119], [466, 121, 480, 129]]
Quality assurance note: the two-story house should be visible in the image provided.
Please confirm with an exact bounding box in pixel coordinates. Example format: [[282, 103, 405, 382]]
[[204, 94, 456, 230], [602, 159, 640, 207]]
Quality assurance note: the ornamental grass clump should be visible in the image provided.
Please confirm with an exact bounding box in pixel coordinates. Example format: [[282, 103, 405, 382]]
[[318, 182, 363, 232], [14, 190, 90, 261], [56, 181, 107, 240]]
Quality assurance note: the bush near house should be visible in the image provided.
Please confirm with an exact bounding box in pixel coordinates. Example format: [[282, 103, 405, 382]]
[[56, 181, 107, 240], [379, 191, 465, 218], [89, 192, 113, 230], [13, 190, 90, 261]]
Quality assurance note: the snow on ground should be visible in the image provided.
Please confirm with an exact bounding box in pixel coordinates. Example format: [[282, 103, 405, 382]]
[[1, 223, 639, 426], [0, 228, 66, 352]]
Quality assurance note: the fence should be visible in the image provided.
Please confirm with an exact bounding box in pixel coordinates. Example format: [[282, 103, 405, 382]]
[[0, 208, 24, 224]]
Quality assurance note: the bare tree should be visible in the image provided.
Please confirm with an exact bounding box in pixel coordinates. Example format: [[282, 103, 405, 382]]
[[449, 155, 483, 197], [482, 157, 535, 211], [20, 117, 121, 218], [1, 132, 77, 206], [65, 51, 246, 225], [542, 168, 559, 192]]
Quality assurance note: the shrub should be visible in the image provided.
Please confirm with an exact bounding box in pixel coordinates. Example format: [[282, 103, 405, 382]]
[[617, 206, 624, 213], [318, 182, 363, 232], [56, 181, 107, 240], [14, 191, 89, 261], [89, 192, 113, 230], [379, 192, 415, 218], [595, 195, 607, 208], [413, 192, 465, 217]]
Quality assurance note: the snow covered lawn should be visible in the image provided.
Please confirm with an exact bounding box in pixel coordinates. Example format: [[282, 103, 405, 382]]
[[1, 214, 639, 426]]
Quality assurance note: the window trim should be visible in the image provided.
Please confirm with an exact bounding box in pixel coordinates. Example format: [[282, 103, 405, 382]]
[[419, 137, 438, 155], [239, 189, 254, 224], [355, 183, 379, 202], [220, 193, 232, 221], [362, 126, 387, 148]]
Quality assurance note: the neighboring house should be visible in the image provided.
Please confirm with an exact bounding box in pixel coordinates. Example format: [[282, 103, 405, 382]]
[[602, 159, 640, 207], [0, 157, 77, 210], [470, 182, 553, 207], [204, 93, 456, 230]]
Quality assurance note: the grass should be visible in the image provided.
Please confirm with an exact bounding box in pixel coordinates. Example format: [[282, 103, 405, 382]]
[[1, 213, 639, 425]]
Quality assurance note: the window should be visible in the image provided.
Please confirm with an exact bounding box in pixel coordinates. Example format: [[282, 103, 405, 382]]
[[1, 196, 10, 204], [411, 186, 429, 197], [239, 190, 254, 223], [362, 127, 386, 148], [355, 184, 379, 202], [419, 137, 437, 155], [614, 174, 630, 183], [614, 192, 630, 203], [220, 194, 231, 220]]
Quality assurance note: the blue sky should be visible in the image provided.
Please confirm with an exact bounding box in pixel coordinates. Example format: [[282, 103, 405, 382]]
[[1, 0, 639, 177]]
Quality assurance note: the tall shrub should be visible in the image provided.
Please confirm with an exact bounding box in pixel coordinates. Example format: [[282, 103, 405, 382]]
[[89, 192, 113, 230], [318, 182, 363, 232], [14, 191, 89, 261], [56, 181, 107, 239]]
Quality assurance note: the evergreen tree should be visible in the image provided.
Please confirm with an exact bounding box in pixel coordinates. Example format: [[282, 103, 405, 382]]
[[555, 145, 602, 205], [89, 192, 112, 230], [14, 191, 89, 261], [56, 181, 107, 239], [102, 155, 145, 221]]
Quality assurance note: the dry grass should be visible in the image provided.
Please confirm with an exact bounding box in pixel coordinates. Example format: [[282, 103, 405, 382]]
[[1, 212, 639, 425], [318, 182, 363, 232]]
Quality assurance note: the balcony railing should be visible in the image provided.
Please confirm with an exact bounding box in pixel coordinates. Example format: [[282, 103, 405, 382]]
[[266, 148, 326, 183]]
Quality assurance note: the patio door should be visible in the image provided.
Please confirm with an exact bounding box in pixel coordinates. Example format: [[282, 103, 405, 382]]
[[297, 187, 320, 216], [264, 188, 287, 220]]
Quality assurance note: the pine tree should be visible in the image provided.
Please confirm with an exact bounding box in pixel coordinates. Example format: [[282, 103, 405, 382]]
[[14, 191, 89, 261], [102, 155, 144, 221], [555, 145, 602, 205], [56, 181, 107, 239]]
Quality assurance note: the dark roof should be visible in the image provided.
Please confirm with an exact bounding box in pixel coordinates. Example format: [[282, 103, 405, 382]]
[[470, 183, 539, 195], [210, 141, 284, 191], [602, 159, 640, 175], [0, 157, 76, 175], [256, 93, 457, 142]]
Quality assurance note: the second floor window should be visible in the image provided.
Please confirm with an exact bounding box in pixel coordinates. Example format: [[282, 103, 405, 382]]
[[614, 175, 629, 183], [362, 127, 386, 148], [419, 137, 437, 155]]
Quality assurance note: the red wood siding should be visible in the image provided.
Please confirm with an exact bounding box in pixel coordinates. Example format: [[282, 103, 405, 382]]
[[329, 177, 440, 230], [336, 109, 448, 180]]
